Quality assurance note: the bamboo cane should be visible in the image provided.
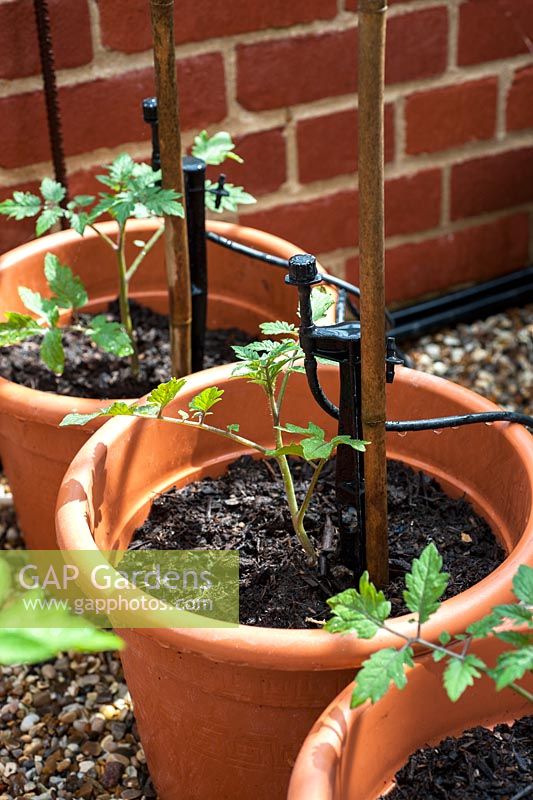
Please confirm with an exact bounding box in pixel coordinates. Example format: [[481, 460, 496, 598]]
[[149, 0, 192, 377], [358, 0, 389, 586]]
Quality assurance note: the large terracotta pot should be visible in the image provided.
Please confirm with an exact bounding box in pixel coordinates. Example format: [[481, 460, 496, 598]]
[[55, 363, 533, 800], [0, 219, 331, 548], [288, 636, 533, 800]]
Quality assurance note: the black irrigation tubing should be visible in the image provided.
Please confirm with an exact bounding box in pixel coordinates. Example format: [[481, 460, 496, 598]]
[[205, 230, 397, 325], [385, 411, 533, 433]]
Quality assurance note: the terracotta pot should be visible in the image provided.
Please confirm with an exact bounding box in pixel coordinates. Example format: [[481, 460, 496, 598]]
[[55, 363, 533, 800], [288, 635, 533, 800], [0, 219, 330, 548]]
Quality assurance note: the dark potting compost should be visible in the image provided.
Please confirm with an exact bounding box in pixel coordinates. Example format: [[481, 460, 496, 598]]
[[131, 456, 505, 628], [382, 716, 532, 800], [0, 300, 251, 399]]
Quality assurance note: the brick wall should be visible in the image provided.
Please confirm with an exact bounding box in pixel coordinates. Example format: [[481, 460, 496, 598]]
[[1, 0, 533, 303]]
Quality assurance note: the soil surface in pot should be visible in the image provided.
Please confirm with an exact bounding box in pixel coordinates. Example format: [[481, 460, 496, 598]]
[[130, 456, 505, 628], [382, 716, 532, 799], [0, 300, 250, 399]]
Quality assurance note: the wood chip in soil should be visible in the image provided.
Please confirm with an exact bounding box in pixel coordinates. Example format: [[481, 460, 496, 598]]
[[131, 456, 505, 628], [0, 300, 251, 399], [383, 716, 532, 800]]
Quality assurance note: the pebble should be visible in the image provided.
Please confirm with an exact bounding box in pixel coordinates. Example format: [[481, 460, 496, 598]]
[[20, 713, 40, 732]]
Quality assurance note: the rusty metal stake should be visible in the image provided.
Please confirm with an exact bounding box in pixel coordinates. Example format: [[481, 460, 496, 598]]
[[149, 0, 192, 377], [358, 0, 389, 586]]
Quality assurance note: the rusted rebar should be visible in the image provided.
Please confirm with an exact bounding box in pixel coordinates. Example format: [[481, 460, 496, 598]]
[[149, 0, 192, 377], [33, 0, 69, 222], [358, 0, 389, 586]]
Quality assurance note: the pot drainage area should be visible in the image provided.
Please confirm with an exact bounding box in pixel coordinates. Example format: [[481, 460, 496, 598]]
[[0, 303, 531, 800]]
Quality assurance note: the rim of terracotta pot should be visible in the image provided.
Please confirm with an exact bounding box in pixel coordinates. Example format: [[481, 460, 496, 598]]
[[287, 634, 533, 800], [0, 218, 331, 420], [56, 362, 533, 670]]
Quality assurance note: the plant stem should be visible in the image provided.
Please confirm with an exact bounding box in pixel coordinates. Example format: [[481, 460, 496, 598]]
[[125, 224, 165, 283], [296, 459, 326, 529], [117, 223, 139, 376], [158, 414, 268, 455], [266, 375, 317, 564], [89, 224, 117, 251]]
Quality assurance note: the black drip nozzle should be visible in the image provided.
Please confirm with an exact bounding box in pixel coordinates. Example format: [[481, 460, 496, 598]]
[[285, 254, 403, 578], [142, 97, 160, 172]]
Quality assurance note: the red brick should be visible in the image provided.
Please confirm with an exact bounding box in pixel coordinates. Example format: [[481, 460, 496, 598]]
[[60, 55, 226, 158], [451, 147, 533, 220], [406, 79, 498, 155], [241, 191, 358, 253], [385, 169, 441, 237], [346, 0, 413, 8], [347, 214, 529, 303], [386, 8, 448, 84], [0, 181, 41, 254], [0, 0, 92, 80], [231, 129, 286, 197], [0, 91, 49, 169], [507, 66, 533, 132], [297, 105, 394, 184], [458, 0, 533, 66], [98, 0, 337, 54], [237, 30, 358, 111]]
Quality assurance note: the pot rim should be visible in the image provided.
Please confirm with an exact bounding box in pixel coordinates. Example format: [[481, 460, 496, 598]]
[[287, 634, 533, 800], [56, 362, 533, 670], [0, 218, 328, 417]]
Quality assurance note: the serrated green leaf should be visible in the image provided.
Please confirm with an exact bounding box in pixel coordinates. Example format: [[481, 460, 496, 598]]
[[189, 387, 224, 417], [326, 572, 392, 639], [438, 631, 452, 645], [403, 543, 449, 624], [97, 153, 136, 188], [40, 177, 66, 204], [351, 647, 414, 707], [18, 286, 59, 326], [71, 194, 94, 208], [513, 564, 533, 606], [192, 130, 243, 165], [0, 626, 122, 666], [301, 437, 334, 461], [259, 321, 297, 336], [492, 603, 532, 626], [443, 654, 485, 701], [495, 630, 532, 648], [226, 423, 240, 433], [491, 646, 533, 690], [0, 192, 42, 220], [44, 253, 88, 310], [87, 316, 133, 357], [432, 649, 448, 662], [60, 411, 103, 427], [36, 206, 63, 236], [265, 443, 304, 458], [310, 287, 334, 323], [146, 378, 187, 412], [467, 609, 504, 638], [0, 312, 41, 345], [330, 435, 368, 452], [61, 401, 140, 426], [40, 328, 64, 374]]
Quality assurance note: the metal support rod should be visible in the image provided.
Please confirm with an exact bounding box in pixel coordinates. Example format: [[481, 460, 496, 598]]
[[33, 0, 68, 224], [358, 0, 389, 586], [149, 0, 192, 377], [183, 156, 208, 372]]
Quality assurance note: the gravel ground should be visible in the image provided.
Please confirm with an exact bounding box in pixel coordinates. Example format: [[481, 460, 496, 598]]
[[0, 303, 530, 799]]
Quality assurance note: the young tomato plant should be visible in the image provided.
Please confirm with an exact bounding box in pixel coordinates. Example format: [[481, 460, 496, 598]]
[[61, 289, 367, 565], [326, 543, 533, 706], [0, 132, 255, 376], [0, 254, 132, 375]]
